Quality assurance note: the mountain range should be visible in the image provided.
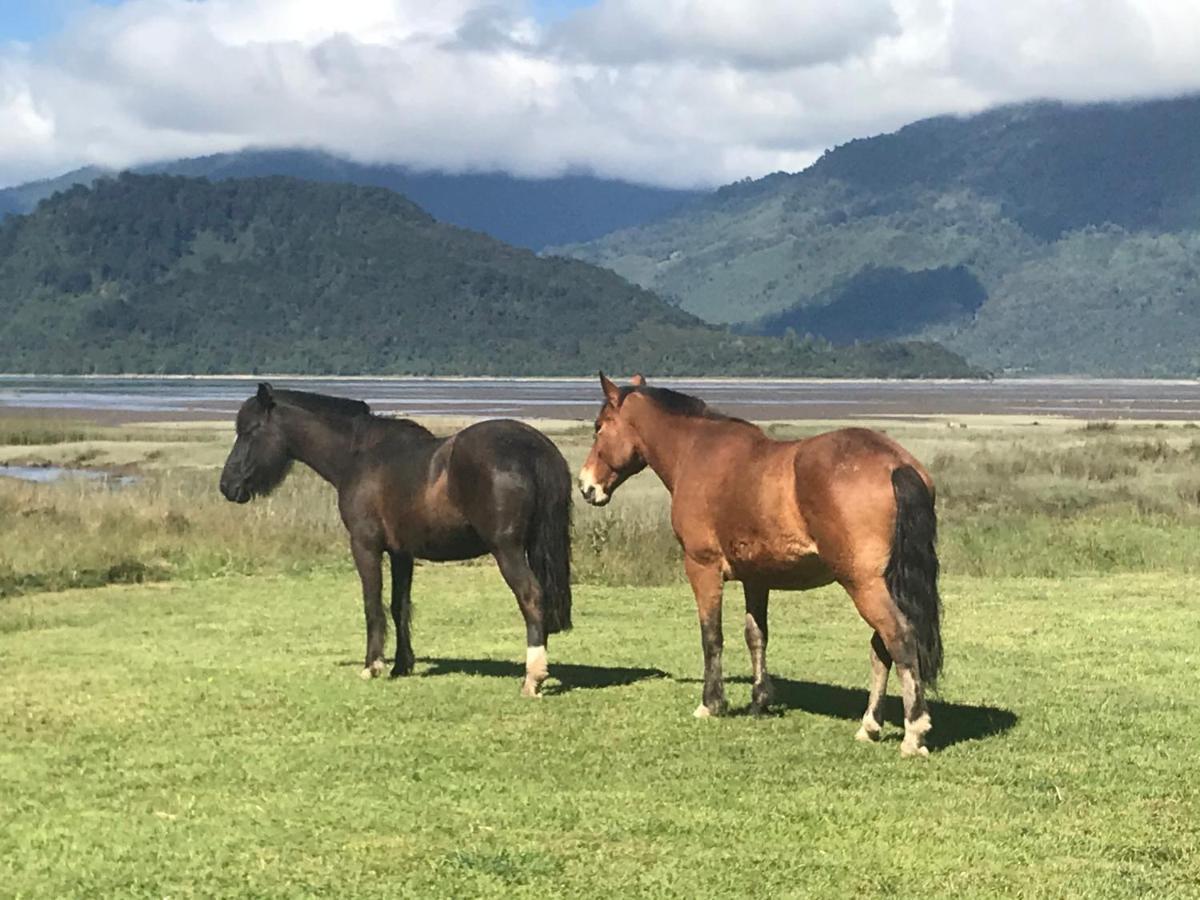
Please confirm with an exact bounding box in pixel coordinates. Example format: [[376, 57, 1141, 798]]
[[558, 95, 1200, 376], [6, 94, 1198, 376], [0, 173, 971, 377]]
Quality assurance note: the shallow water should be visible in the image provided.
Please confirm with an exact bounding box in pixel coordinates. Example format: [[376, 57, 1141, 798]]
[[0, 465, 137, 486], [0, 375, 1198, 421]]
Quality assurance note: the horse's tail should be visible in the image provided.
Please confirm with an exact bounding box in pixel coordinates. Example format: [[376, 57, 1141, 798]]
[[885, 465, 943, 686], [528, 447, 573, 635]]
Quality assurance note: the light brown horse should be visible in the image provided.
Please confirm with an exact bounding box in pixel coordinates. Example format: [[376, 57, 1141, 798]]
[[579, 374, 943, 757]]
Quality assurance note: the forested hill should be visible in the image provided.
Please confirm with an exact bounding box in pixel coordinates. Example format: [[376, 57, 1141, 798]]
[[0, 174, 975, 377], [0, 150, 704, 251], [560, 95, 1200, 376]]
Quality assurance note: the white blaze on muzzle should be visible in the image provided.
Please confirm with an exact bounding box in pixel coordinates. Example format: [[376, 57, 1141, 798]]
[[578, 463, 610, 506]]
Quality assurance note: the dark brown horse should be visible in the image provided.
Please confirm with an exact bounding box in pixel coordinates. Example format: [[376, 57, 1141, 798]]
[[219, 384, 572, 696], [579, 374, 942, 756]]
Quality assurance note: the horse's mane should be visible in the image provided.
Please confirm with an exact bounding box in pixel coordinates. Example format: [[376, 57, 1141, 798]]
[[273, 389, 435, 442], [622, 385, 749, 425], [274, 389, 371, 420]]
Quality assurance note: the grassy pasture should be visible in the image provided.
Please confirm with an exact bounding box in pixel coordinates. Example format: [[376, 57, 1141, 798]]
[[1, 568, 1197, 897], [1, 413, 1199, 895]]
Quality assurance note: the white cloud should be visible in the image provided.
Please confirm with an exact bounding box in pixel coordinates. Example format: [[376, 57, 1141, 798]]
[[947, 0, 1200, 101], [548, 0, 900, 70], [1, 0, 1199, 189]]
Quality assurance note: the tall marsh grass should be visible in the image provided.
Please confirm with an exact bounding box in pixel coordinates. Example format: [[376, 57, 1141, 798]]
[[0, 418, 222, 447], [0, 469, 348, 597], [4, 418, 1200, 598]]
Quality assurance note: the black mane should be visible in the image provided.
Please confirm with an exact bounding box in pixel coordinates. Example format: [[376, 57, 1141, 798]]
[[274, 388, 435, 440], [274, 388, 371, 420], [622, 385, 737, 422]]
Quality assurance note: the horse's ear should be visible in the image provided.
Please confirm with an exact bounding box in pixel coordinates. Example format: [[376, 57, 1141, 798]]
[[599, 371, 621, 406], [630, 373, 646, 387], [256, 382, 275, 409]]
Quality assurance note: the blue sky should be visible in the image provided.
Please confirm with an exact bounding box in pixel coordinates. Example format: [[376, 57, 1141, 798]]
[[0, 0, 112, 43], [0, 0, 595, 43], [531, 0, 595, 23], [0, 0, 70, 43]]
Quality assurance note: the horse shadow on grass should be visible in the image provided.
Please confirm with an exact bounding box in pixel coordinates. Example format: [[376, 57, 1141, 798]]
[[684, 675, 1018, 750], [334, 656, 670, 695], [420, 657, 669, 695]]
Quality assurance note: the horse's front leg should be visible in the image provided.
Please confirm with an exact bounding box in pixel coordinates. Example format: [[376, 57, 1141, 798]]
[[351, 538, 387, 679], [686, 557, 726, 717]]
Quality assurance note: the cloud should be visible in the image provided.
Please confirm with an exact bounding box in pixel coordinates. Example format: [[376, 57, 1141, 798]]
[[1, 0, 1199, 189], [548, 0, 901, 70]]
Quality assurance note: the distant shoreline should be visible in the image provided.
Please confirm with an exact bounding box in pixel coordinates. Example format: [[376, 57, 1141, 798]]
[[1, 373, 1199, 386], [2, 375, 1199, 426]]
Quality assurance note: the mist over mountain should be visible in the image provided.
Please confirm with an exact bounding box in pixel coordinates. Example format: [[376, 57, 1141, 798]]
[[0, 150, 705, 251]]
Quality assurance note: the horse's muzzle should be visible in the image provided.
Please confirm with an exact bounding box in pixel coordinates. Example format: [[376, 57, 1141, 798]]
[[579, 483, 610, 506], [578, 463, 613, 506], [219, 478, 252, 504]]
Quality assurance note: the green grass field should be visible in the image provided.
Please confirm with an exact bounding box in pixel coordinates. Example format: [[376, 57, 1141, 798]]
[[2, 567, 1197, 897], [2, 415, 1199, 896]]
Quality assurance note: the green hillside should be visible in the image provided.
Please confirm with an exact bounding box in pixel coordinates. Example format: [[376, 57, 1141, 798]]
[[560, 96, 1200, 376], [0, 174, 973, 377]]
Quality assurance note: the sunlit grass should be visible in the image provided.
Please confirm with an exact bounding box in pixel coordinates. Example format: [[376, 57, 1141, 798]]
[[2, 414, 1199, 894], [0, 568, 1196, 896]]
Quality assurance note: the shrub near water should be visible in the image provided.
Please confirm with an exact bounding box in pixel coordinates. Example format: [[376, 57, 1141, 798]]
[[5, 418, 1200, 597]]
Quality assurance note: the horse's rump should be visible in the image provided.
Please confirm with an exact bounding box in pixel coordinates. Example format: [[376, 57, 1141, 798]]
[[449, 420, 573, 632]]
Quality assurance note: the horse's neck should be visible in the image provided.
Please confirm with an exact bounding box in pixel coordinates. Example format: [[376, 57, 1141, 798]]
[[632, 407, 703, 494], [280, 408, 358, 488]]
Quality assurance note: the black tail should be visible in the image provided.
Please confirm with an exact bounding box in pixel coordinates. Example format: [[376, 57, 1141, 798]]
[[528, 449, 573, 635], [885, 465, 943, 686]]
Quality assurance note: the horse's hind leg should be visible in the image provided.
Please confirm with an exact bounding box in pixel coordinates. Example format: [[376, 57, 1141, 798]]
[[743, 582, 773, 714], [492, 541, 548, 697], [849, 579, 930, 757], [389, 551, 415, 677], [854, 632, 892, 743], [351, 538, 387, 679]]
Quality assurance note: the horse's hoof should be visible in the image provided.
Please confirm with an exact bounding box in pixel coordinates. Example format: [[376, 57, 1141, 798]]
[[693, 704, 712, 718], [749, 703, 770, 717], [900, 742, 930, 759], [390, 666, 411, 678], [520, 679, 543, 698], [360, 660, 385, 680], [900, 713, 931, 757], [751, 679, 774, 712], [855, 725, 882, 743]]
